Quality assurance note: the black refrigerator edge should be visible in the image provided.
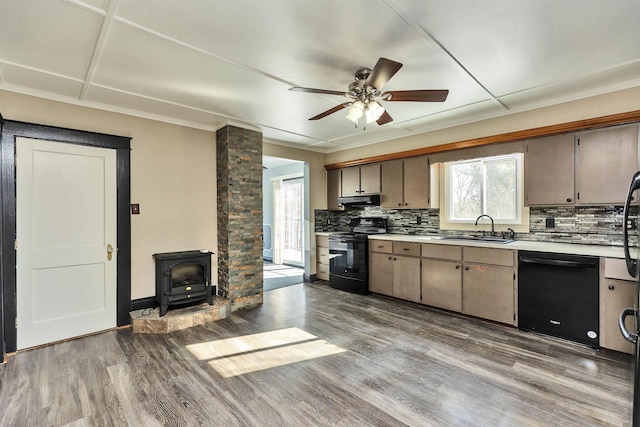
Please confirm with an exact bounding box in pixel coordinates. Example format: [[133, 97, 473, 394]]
[[621, 171, 640, 426]]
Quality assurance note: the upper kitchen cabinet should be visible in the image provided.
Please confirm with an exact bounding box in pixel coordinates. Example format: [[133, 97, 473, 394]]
[[524, 134, 575, 206], [341, 164, 381, 196], [326, 169, 343, 211], [381, 156, 432, 209], [524, 124, 639, 206], [576, 125, 639, 205]]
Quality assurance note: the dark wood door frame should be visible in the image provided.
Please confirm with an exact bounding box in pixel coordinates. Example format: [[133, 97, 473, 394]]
[[0, 115, 131, 359]]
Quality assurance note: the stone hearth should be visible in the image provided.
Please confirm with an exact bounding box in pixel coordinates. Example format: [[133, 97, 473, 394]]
[[130, 298, 230, 333]]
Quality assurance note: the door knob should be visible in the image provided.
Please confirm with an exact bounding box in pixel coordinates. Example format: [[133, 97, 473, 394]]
[[107, 244, 114, 261]]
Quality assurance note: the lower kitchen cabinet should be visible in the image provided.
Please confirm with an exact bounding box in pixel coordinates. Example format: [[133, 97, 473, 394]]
[[393, 255, 421, 303], [462, 247, 516, 326], [462, 264, 515, 325], [601, 258, 636, 354], [421, 244, 463, 312], [421, 259, 462, 312], [316, 234, 330, 281], [369, 240, 420, 301], [369, 251, 394, 296]]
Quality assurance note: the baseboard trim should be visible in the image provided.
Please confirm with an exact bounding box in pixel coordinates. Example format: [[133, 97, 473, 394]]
[[305, 274, 317, 283], [130, 296, 156, 311]]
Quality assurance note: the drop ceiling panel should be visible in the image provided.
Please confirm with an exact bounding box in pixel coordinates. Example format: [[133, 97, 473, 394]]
[[86, 84, 232, 128], [76, 0, 109, 12], [399, 100, 508, 134], [0, 62, 83, 98], [395, 0, 640, 97], [498, 60, 640, 109], [114, 0, 489, 106], [0, 0, 103, 80], [93, 21, 369, 140]]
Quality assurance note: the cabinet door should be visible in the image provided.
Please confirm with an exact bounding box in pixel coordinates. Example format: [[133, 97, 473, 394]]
[[421, 259, 462, 312], [403, 156, 430, 208], [524, 134, 575, 206], [327, 169, 343, 210], [392, 256, 421, 303], [577, 125, 639, 205], [341, 166, 361, 196], [381, 160, 404, 208], [369, 252, 394, 296], [600, 278, 635, 354], [462, 264, 514, 325], [360, 163, 381, 194]]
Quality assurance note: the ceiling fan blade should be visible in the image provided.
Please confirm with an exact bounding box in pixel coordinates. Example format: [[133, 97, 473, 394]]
[[366, 58, 403, 90], [309, 102, 351, 120], [383, 89, 449, 102], [289, 87, 347, 96], [376, 110, 393, 125]]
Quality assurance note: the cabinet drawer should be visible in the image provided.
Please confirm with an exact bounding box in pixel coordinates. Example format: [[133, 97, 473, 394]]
[[317, 235, 329, 248], [317, 263, 329, 281], [370, 240, 393, 254], [604, 258, 635, 281], [464, 247, 514, 267], [422, 244, 462, 261], [317, 247, 329, 265], [394, 242, 421, 257]]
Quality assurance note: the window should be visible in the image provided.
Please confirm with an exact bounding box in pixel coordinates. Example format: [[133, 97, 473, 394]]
[[445, 153, 523, 224]]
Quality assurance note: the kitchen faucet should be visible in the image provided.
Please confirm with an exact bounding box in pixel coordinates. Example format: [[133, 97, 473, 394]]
[[475, 214, 495, 236]]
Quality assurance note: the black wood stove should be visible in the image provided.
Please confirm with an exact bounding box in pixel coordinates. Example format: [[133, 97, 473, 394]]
[[153, 250, 215, 316]]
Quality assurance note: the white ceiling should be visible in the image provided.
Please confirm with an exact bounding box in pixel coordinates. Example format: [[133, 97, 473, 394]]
[[1, 0, 639, 153]]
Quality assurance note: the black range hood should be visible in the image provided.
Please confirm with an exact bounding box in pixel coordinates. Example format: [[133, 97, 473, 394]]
[[337, 194, 381, 206]]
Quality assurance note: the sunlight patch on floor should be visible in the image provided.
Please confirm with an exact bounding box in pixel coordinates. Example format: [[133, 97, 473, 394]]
[[186, 327, 346, 377]]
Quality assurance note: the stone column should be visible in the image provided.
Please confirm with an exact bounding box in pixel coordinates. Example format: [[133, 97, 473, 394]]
[[216, 125, 263, 310]]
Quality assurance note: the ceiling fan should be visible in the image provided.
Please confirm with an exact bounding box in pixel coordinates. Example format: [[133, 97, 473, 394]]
[[289, 57, 449, 127]]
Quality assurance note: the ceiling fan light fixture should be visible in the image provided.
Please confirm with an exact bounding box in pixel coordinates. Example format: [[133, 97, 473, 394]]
[[346, 100, 365, 123], [365, 101, 385, 123]]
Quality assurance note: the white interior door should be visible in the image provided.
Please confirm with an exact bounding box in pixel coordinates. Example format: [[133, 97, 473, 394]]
[[16, 137, 117, 349]]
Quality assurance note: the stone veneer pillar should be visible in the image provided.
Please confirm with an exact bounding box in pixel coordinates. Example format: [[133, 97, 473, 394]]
[[216, 125, 263, 310]]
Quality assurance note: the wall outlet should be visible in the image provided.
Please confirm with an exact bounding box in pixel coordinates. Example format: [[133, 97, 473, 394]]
[[627, 218, 637, 230], [545, 217, 555, 228], [327, 218, 331, 225]]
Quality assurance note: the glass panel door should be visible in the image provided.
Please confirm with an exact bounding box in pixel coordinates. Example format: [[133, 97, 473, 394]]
[[281, 177, 303, 266]]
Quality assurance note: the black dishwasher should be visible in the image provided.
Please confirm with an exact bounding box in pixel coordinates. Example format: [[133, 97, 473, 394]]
[[518, 251, 599, 347]]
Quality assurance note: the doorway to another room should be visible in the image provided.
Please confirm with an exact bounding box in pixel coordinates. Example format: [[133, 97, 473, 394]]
[[263, 156, 307, 291]]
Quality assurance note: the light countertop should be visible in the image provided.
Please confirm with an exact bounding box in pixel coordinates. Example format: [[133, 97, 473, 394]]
[[368, 234, 629, 259]]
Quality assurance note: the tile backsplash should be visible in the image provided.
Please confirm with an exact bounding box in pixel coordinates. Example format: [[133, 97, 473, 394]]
[[315, 205, 638, 247]]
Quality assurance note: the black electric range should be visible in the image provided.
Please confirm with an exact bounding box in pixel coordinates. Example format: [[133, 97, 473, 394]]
[[328, 217, 387, 295]]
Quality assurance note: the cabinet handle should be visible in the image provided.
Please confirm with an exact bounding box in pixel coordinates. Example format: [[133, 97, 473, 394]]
[[393, 257, 397, 261], [398, 203, 402, 206], [388, 256, 393, 260], [566, 197, 572, 203], [402, 248, 410, 251], [464, 266, 469, 271], [455, 265, 460, 270], [608, 284, 615, 290], [377, 245, 384, 248], [404, 203, 408, 206]]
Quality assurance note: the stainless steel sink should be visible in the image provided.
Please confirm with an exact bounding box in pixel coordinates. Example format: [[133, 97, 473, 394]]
[[439, 235, 514, 244]]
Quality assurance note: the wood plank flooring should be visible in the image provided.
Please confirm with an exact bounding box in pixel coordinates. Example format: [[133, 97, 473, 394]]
[[0, 282, 634, 426]]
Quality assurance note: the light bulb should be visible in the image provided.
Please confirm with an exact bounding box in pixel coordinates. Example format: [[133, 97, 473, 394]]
[[365, 101, 385, 123]]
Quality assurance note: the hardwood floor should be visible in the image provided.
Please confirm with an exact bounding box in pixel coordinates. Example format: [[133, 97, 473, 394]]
[[0, 282, 634, 426]]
